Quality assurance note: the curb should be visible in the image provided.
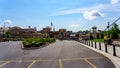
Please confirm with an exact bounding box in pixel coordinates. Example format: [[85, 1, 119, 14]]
[[21, 43, 50, 49], [21, 43, 25, 49], [79, 43, 120, 68]]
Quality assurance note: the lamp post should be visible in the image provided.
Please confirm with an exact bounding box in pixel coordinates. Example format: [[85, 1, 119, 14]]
[[107, 22, 110, 39]]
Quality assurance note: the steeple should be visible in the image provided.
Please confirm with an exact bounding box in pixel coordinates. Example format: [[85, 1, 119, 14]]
[[51, 21, 53, 27]]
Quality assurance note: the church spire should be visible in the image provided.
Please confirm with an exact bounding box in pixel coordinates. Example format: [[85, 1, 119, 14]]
[[51, 21, 53, 27]]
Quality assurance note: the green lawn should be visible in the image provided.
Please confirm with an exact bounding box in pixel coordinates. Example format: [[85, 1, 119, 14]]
[[90, 39, 104, 43]]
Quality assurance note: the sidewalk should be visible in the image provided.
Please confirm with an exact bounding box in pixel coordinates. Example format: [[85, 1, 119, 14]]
[[79, 41, 120, 68]]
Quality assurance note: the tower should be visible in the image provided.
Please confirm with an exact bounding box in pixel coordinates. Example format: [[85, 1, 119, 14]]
[[51, 21, 53, 31], [92, 26, 97, 33]]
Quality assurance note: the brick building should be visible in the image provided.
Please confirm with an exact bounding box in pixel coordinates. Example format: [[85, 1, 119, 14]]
[[9, 26, 41, 38]]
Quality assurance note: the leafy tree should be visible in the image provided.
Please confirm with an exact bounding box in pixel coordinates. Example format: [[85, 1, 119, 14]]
[[77, 30, 90, 34], [110, 23, 120, 39], [100, 32, 104, 39], [3, 31, 11, 38], [90, 33, 93, 39], [97, 34, 100, 39]]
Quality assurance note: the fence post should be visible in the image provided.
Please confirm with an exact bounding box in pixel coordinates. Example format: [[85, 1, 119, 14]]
[[89, 41, 90, 46], [99, 42, 101, 50], [105, 43, 108, 53], [81, 40, 83, 43], [95, 42, 97, 49], [87, 41, 88, 45], [91, 41, 93, 47], [85, 41, 87, 45], [83, 40, 84, 44], [83, 40, 85, 44], [86, 41, 88, 45], [113, 44, 116, 56]]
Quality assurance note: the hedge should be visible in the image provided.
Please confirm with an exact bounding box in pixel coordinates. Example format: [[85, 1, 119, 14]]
[[22, 38, 56, 48]]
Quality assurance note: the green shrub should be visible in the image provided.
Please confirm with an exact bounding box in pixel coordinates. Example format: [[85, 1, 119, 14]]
[[22, 38, 56, 48], [23, 41, 32, 47]]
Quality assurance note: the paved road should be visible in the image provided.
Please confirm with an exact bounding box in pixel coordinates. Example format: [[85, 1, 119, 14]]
[[0, 40, 115, 68]]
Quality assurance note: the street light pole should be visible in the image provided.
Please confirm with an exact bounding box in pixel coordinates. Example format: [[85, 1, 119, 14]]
[[107, 22, 110, 38]]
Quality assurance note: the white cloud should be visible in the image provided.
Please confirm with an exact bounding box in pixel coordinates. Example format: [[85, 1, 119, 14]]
[[83, 10, 104, 20], [51, 4, 107, 16], [111, 0, 119, 4], [69, 24, 80, 28], [51, 3, 120, 20], [83, 11, 96, 20], [3, 20, 12, 24]]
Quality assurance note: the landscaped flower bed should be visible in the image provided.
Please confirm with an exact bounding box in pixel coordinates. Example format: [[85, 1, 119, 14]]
[[22, 38, 56, 48]]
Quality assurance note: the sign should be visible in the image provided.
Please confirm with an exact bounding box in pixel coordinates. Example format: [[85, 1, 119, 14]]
[[104, 36, 107, 40]]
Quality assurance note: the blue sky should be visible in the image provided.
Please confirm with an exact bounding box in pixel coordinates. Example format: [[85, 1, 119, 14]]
[[0, 0, 120, 32]]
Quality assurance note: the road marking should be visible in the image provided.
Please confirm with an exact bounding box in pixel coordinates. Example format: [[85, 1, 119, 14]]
[[63, 57, 103, 61], [28, 60, 36, 68], [12, 60, 33, 62], [83, 58, 97, 68], [63, 57, 86, 61], [0, 61, 6, 62], [0, 61, 11, 67], [38, 59, 57, 62], [0, 57, 103, 62], [59, 59, 63, 68]]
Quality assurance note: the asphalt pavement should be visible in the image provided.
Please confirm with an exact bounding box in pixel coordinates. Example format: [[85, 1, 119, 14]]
[[0, 40, 116, 68]]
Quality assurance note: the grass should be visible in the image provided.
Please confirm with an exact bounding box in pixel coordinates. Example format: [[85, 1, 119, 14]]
[[90, 39, 104, 43]]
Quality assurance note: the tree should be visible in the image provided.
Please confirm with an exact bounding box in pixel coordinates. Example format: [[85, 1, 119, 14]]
[[111, 31, 118, 39], [90, 33, 93, 39], [110, 23, 120, 39], [3, 31, 11, 38], [97, 34, 100, 39], [100, 32, 104, 39], [77, 30, 90, 34], [98, 30, 104, 39]]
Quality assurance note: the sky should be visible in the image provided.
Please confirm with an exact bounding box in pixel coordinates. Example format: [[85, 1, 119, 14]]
[[0, 0, 120, 32]]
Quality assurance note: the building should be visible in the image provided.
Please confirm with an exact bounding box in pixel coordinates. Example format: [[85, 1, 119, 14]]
[[40, 26, 51, 33], [90, 26, 100, 39], [0, 25, 69, 39], [58, 29, 67, 38], [39, 26, 52, 38], [9, 26, 41, 38], [0, 27, 10, 34]]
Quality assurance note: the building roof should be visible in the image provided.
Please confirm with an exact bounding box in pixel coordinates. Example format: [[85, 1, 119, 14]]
[[92, 26, 97, 29]]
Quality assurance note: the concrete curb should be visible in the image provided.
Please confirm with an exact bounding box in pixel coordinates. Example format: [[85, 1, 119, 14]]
[[21, 43, 25, 49], [21, 44, 42, 49], [21, 43, 50, 49], [79, 43, 120, 68]]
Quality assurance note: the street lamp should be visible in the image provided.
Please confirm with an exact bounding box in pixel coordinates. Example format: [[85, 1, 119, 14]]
[[107, 22, 110, 39]]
